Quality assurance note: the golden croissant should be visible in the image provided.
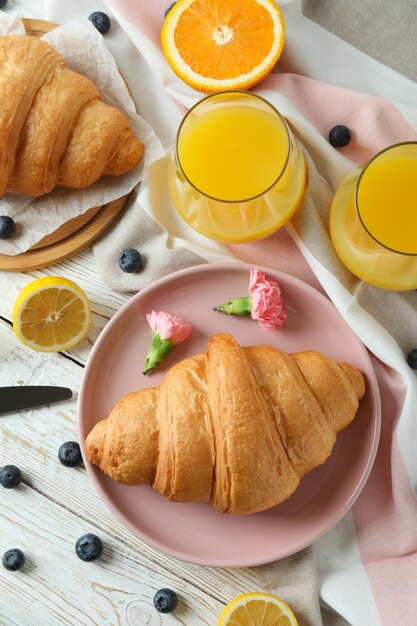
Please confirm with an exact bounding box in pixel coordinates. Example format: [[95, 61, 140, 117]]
[[85, 333, 365, 514], [0, 35, 144, 197]]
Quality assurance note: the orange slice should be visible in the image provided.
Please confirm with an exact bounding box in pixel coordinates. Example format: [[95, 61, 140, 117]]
[[161, 0, 285, 92], [218, 592, 299, 626]]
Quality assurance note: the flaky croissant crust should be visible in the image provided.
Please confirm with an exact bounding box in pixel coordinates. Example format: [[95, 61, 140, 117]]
[[0, 35, 144, 197], [85, 333, 365, 514]]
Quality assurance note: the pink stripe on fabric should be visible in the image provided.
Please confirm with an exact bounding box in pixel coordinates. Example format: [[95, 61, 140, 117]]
[[229, 228, 324, 294], [261, 73, 417, 164], [352, 359, 416, 626]]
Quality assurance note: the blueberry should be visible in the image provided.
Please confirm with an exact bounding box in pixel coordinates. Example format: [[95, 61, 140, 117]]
[[118, 248, 144, 273], [2, 549, 25, 571], [165, 2, 176, 16], [153, 588, 178, 613], [75, 533, 103, 562], [88, 11, 111, 35], [0, 465, 22, 489], [0, 0, 8, 9], [329, 125, 351, 148], [0, 215, 16, 240], [58, 441, 82, 467], [407, 349, 417, 369]]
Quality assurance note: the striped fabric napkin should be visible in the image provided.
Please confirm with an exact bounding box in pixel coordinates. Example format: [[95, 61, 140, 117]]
[[45, 1, 417, 624]]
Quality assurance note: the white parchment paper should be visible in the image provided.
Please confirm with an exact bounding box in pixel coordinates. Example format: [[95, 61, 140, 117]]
[[0, 14, 164, 255]]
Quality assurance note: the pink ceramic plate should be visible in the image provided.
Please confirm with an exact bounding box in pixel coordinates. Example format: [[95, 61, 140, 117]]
[[78, 262, 381, 567]]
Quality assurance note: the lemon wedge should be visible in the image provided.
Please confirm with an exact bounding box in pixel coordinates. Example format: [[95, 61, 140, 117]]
[[12, 276, 91, 352], [218, 592, 298, 626]]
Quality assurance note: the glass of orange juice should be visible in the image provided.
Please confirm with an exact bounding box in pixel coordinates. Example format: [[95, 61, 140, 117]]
[[168, 91, 306, 243], [330, 142, 417, 290]]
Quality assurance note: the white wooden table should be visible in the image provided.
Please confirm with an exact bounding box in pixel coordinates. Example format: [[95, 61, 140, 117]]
[[0, 2, 259, 624]]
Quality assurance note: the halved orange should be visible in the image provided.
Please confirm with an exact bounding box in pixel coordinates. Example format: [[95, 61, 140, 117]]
[[161, 0, 285, 93]]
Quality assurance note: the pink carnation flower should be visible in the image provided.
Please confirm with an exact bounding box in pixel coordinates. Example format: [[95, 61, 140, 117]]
[[143, 311, 192, 375], [146, 311, 192, 344], [248, 270, 286, 332], [213, 268, 287, 332]]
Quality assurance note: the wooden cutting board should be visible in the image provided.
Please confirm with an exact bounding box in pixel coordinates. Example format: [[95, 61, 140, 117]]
[[0, 18, 133, 271]]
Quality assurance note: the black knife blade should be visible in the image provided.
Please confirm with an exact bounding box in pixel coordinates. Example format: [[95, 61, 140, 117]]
[[0, 386, 73, 415]]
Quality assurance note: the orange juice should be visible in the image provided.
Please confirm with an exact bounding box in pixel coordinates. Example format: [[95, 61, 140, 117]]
[[168, 92, 306, 243], [178, 102, 289, 202], [330, 142, 417, 290], [357, 147, 417, 254]]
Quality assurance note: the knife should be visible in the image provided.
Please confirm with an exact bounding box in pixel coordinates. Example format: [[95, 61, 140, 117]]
[[0, 386, 73, 415]]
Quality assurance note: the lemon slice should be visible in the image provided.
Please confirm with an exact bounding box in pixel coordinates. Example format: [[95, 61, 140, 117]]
[[218, 592, 298, 626], [12, 276, 91, 352]]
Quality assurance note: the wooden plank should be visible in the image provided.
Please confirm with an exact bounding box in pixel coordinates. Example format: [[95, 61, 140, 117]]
[[0, 321, 259, 604], [0, 485, 225, 625], [0, 244, 130, 319], [0, 249, 131, 364]]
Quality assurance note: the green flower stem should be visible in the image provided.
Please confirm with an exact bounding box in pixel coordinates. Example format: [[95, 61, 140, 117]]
[[143, 333, 173, 375], [213, 295, 252, 317]]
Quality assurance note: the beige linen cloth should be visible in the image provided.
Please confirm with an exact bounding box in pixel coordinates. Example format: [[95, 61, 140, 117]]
[[257, 547, 350, 626]]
